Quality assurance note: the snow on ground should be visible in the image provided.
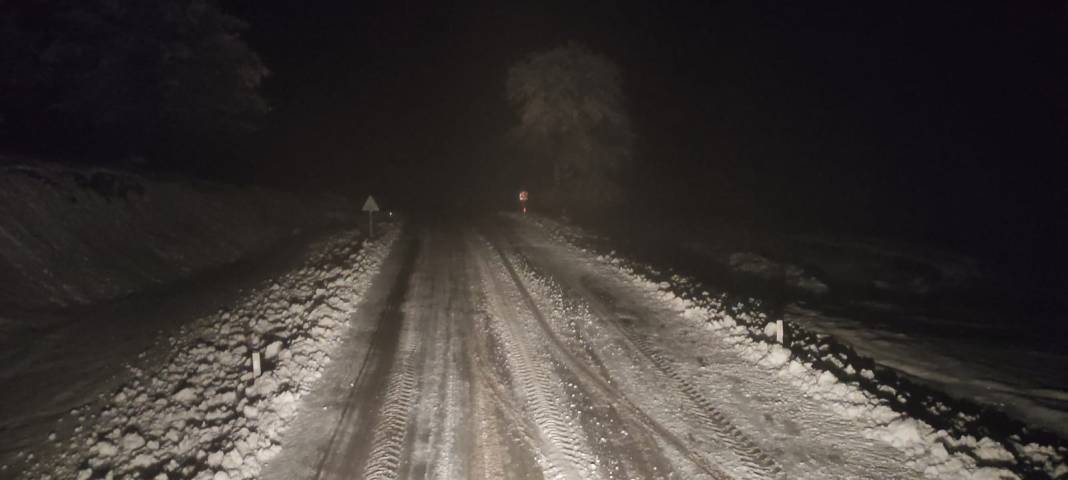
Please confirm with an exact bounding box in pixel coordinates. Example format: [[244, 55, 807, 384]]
[[10, 226, 399, 480], [787, 234, 986, 296], [784, 304, 1068, 441], [520, 213, 1067, 479], [726, 251, 829, 294], [680, 220, 1068, 445], [683, 222, 987, 298], [0, 158, 352, 311]]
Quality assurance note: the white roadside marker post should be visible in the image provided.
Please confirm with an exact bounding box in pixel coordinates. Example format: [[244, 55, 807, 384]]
[[776, 319, 784, 344], [252, 352, 261, 377]]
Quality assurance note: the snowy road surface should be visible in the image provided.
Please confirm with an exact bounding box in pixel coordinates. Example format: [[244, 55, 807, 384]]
[[262, 217, 1005, 480], [9, 216, 1043, 479]]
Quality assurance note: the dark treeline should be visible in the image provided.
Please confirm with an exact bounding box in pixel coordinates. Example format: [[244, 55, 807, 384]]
[[0, 0, 268, 175], [3, 0, 1068, 291]]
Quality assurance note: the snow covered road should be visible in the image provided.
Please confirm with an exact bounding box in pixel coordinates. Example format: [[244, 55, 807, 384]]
[[11, 215, 1047, 479], [261, 217, 1016, 479]]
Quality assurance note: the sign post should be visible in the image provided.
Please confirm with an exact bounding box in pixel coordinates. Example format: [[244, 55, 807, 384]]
[[362, 195, 380, 237]]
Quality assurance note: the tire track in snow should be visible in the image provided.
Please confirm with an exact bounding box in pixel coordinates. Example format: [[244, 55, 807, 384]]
[[494, 225, 786, 479], [469, 335, 560, 474], [617, 319, 786, 479], [303, 232, 424, 480], [409, 239, 474, 480], [504, 233, 784, 478], [409, 299, 456, 480], [427, 319, 463, 479], [481, 232, 734, 480], [472, 235, 597, 480], [361, 299, 421, 480], [512, 232, 785, 479], [495, 247, 691, 479], [304, 233, 419, 480]]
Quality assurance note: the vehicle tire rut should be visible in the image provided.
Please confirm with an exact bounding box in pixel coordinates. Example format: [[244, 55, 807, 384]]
[[471, 233, 596, 480], [492, 226, 783, 479], [481, 231, 734, 480], [361, 296, 422, 480], [619, 320, 787, 479]]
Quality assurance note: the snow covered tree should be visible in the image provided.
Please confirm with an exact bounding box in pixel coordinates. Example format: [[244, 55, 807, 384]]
[[507, 43, 633, 211]]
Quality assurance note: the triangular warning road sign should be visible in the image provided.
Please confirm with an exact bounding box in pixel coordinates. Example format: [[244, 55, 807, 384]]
[[362, 195, 380, 212]]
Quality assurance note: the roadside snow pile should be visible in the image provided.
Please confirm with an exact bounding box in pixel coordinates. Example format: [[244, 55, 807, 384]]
[[617, 269, 1058, 479], [17, 226, 399, 480], [520, 213, 1067, 479], [683, 292, 1065, 478]]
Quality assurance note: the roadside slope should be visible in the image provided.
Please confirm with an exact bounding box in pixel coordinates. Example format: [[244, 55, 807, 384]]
[[0, 158, 352, 312]]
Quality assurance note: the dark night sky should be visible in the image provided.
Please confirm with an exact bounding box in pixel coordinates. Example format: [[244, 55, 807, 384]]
[[228, 0, 1068, 286]]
